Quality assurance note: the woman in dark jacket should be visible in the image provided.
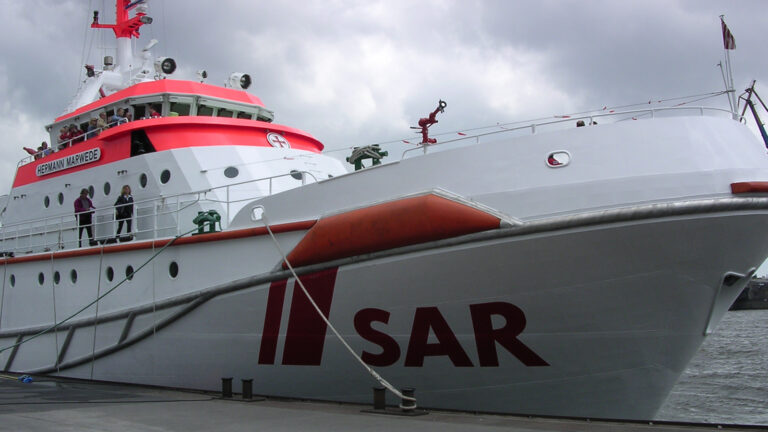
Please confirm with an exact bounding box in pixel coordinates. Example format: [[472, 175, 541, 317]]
[[74, 188, 95, 247], [115, 185, 134, 235]]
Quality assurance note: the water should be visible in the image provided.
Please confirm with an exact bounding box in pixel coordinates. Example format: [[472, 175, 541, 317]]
[[656, 310, 768, 425]]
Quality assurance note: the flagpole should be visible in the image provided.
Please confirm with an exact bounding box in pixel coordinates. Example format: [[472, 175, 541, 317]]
[[720, 15, 737, 115]]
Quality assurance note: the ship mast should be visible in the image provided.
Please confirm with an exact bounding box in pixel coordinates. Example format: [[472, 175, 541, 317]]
[[91, 0, 151, 74]]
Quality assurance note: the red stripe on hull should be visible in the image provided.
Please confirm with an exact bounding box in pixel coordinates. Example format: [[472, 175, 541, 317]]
[[284, 194, 501, 268], [0, 220, 316, 265], [259, 280, 288, 365], [281, 268, 338, 366]]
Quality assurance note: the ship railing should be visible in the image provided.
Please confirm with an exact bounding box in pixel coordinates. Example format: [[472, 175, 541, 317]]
[[0, 171, 317, 255], [18, 119, 128, 166], [401, 105, 740, 159]]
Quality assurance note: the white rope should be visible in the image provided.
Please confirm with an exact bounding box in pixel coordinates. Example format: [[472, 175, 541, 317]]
[[258, 207, 416, 408]]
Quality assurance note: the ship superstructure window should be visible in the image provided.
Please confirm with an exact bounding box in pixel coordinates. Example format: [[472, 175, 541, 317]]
[[126, 265, 135, 280], [106, 266, 114, 282], [160, 170, 171, 184], [104, 182, 111, 196], [38, 272, 44, 286], [139, 173, 148, 188], [57, 193, 64, 205], [169, 96, 192, 116], [198, 105, 214, 116], [133, 105, 146, 119], [44, 196, 50, 208], [169, 261, 179, 278], [88, 185, 95, 198], [9, 274, 15, 287], [217, 109, 234, 118], [70, 269, 77, 284], [53, 271, 60, 285]]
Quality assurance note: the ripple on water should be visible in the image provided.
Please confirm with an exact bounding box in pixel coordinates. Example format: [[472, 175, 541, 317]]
[[656, 310, 768, 425]]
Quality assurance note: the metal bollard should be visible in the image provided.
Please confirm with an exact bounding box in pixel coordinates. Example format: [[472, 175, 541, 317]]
[[372, 387, 385, 410], [221, 377, 233, 398], [242, 379, 253, 400], [400, 387, 416, 412]]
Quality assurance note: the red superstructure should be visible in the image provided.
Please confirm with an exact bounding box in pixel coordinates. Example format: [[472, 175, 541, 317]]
[[55, 80, 265, 123]]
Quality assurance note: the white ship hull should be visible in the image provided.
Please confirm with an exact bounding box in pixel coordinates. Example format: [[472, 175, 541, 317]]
[[2, 114, 768, 419]]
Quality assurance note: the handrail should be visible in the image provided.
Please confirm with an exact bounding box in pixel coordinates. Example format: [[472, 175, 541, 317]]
[[0, 170, 317, 255], [18, 119, 128, 166], [402, 105, 740, 159]]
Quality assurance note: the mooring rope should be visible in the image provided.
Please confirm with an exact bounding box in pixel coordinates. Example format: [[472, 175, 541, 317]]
[[258, 206, 416, 408]]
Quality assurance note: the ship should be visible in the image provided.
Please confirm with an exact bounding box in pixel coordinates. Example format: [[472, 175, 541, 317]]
[[1, 1, 767, 420]]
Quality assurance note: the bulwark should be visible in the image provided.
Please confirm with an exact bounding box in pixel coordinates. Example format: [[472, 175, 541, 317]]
[[36, 148, 101, 176]]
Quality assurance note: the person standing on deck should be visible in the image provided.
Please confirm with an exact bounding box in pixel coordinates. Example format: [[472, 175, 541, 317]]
[[74, 189, 96, 247], [114, 185, 134, 236]]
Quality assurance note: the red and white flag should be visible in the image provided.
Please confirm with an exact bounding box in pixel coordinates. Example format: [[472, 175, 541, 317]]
[[721, 17, 736, 50]]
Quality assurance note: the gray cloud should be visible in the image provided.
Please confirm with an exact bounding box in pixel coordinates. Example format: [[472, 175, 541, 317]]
[[1, 0, 767, 194]]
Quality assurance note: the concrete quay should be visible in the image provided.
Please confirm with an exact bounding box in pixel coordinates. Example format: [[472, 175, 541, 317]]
[[0, 375, 762, 432]]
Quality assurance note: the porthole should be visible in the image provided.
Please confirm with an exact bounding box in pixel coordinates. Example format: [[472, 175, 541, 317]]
[[57, 192, 64, 205], [169, 261, 179, 278], [104, 182, 111, 196], [106, 266, 114, 282], [139, 173, 148, 188], [546, 151, 572, 168], [160, 169, 171, 184], [126, 265, 134, 280], [224, 167, 239, 178], [44, 196, 50, 208], [88, 185, 95, 198], [53, 271, 61, 285], [290, 170, 303, 180], [38, 272, 45, 286], [70, 269, 78, 284], [9, 274, 15, 287]]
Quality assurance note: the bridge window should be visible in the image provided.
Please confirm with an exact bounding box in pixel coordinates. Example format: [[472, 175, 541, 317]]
[[167, 96, 193, 116], [198, 105, 214, 116], [217, 109, 234, 118]]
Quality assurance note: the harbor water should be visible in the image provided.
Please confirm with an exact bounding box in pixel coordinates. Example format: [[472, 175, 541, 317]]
[[656, 310, 768, 425]]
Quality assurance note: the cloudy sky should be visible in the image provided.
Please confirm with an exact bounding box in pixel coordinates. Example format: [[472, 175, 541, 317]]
[[2, 0, 768, 266]]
